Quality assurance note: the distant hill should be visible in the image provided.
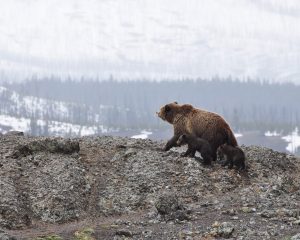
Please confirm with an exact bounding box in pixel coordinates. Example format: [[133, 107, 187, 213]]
[[0, 86, 115, 136], [5, 78, 300, 133]]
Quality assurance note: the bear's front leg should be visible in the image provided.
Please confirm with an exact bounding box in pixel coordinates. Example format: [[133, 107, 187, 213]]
[[181, 148, 192, 157], [181, 147, 197, 157], [188, 149, 196, 157], [228, 159, 234, 169], [221, 156, 230, 167], [164, 135, 179, 151]]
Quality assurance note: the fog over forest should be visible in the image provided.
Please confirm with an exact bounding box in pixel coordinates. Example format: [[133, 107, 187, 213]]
[[4, 77, 299, 133], [0, 0, 300, 83]]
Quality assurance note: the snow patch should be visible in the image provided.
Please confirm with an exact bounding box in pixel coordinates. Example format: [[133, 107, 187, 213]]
[[282, 127, 300, 153], [0, 114, 110, 137], [131, 130, 152, 139], [234, 133, 243, 138], [0, 86, 8, 93], [0, 115, 30, 132], [265, 131, 281, 137]]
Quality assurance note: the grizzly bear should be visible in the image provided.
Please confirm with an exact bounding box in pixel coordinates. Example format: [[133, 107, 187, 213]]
[[177, 134, 213, 165], [218, 144, 246, 170], [156, 102, 238, 162]]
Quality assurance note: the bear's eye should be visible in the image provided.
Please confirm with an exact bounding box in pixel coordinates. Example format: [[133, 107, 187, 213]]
[[165, 105, 171, 112]]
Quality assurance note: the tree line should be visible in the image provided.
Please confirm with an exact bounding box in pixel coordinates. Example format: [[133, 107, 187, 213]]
[[4, 76, 300, 134]]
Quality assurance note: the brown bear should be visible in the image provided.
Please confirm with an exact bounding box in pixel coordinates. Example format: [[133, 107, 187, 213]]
[[176, 134, 213, 165], [156, 102, 238, 162], [218, 144, 246, 170]]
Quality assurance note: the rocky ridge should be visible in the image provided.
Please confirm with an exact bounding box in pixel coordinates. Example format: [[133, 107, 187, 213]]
[[0, 133, 300, 239]]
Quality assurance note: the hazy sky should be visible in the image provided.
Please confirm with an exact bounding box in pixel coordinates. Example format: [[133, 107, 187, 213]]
[[0, 0, 300, 82]]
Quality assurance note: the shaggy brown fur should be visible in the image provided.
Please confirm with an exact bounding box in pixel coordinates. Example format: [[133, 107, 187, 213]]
[[157, 102, 238, 162], [177, 134, 213, 165], [218, 144, 246, 170]]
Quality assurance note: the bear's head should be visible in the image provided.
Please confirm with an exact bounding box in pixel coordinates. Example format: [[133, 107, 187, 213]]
[[156, 102, 193, 124], [176, 134, 187, 146], [156, 102, 179, 124], [217, 144, 227, 161], [218, 143, 226, 151]]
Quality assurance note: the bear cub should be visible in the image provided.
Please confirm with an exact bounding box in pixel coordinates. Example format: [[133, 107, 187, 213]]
[[176, 134, 213, 165], [218, 144, 246, 170]]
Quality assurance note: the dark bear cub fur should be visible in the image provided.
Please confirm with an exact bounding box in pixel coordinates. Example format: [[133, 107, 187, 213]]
[[177, 134, 213, 165], [218, 144, 246, 170]]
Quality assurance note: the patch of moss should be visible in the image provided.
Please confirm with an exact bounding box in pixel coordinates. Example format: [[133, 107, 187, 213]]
[[33, 235, 63, 240], [74, 227, 95, 240], [282, 237, 291, 240]]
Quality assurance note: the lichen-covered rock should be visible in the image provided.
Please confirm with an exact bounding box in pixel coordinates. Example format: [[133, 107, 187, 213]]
[[0, 177, 31, 229], [155, 192, 181, 215], [0, 136, 87, 229], [11, 138, 80, 159], [27, 153, 89, 223], [115, 229, 133, 237], [27, 138, 80, 154], [209, 221, 235, 238]]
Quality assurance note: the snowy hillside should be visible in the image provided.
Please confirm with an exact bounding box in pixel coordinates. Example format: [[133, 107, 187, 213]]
[[0, 86, 71, 119], [0, 86, 112, 136], [0, 86, 97, 121], [0, 0, 300, 83], [0, 114, 110, 136]]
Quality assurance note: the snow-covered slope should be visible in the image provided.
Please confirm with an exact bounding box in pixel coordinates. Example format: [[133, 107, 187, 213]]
[[0, 114, 110, 137], [0, 0, 300, 83], [0, 86, 69, 119], [282, 128, 300, 153], [0, 86, 93, 120], [0, 86, 112, 136]]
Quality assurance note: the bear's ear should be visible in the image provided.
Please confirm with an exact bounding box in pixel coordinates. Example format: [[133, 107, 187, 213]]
[[181, 104, 193, 113], [165, 104, 171, 112]]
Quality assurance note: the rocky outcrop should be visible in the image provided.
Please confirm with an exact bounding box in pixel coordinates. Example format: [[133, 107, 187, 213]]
[[0, 135, 300, 239], [0, 136, 87, 230], [4, 131, 24, 136]]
